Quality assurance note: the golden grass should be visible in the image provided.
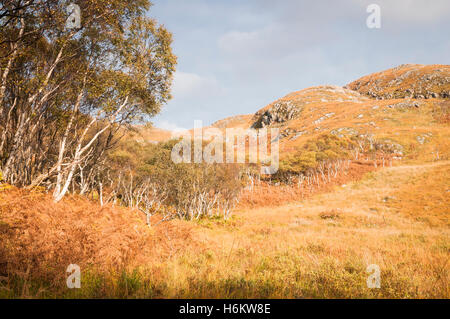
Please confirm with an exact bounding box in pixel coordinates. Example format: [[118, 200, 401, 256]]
[[238, 161, 379, 209], [0, 189, 197, 297], [1, 161, 448, 298]]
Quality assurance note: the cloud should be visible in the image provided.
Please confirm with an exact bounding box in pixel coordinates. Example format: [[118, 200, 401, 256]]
[[218, 28, 269, 54], [384, 0, 450, 23], [171, 71, 225, 99], [217, 22, 330, 59], [353, 0, 450, 23]]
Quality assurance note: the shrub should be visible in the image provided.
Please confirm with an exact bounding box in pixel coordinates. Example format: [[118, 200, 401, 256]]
[[276, 134, 355, 180], [432, 101, 450, 124], [106, 139, 243, 221]]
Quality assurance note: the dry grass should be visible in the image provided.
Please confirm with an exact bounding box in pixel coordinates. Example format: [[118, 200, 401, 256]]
[[0, 189, 197, 297], [383, 163, 449, 227], [238, 161, 380, 209], [1, 161, 448, 298]]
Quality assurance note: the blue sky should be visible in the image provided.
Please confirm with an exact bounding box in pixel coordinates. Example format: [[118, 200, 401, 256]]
[[148, 0, 450, 130]]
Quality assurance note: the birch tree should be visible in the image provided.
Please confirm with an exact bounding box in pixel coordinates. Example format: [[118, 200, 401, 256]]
[[0, 0, 176, 201]]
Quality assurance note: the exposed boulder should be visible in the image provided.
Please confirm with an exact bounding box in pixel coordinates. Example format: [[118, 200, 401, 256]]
[[251, 101, 300, 129]]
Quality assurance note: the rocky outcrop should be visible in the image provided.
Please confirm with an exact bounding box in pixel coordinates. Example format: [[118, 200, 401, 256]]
[[385, 101, 423, 109], [250, 85, 367, 129], [251, 101, 300, 129], [346, 64, 450, 100]]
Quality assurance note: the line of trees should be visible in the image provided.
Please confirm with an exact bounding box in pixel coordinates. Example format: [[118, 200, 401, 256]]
[[0, 0, 176, 201], [274, 133, 401, 185], [105, 139, 244, 224]]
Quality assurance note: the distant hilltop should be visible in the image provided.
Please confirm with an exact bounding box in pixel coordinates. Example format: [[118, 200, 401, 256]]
[[345, 64, 450, 99], [143, 64, 449, 156]]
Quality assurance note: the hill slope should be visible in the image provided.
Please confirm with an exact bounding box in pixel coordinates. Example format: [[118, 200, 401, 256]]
[[204, 64, 450, 163], [345, 64, 450, 99], [142, 64, 449, 162]]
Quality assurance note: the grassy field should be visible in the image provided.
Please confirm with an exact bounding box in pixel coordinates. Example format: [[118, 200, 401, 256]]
[[1, 160, 448, 298]]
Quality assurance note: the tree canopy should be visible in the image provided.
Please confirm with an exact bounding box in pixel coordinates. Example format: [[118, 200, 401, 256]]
[[0, 0, 176, 200]]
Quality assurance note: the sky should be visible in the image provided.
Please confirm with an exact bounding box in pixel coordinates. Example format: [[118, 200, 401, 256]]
[[148, 0, 450, 130]]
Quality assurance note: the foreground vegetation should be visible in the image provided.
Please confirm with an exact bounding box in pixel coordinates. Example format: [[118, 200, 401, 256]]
[[1, 160, 448, 298]]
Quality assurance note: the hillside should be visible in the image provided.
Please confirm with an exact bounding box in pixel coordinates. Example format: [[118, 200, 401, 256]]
[[346, 64, 450, 100], [1, 64, 448, 298], [131, 125, 174, 144], [187, 64, 449, 164], [137, 64, 449, 162], [211, 114, 253, 129]]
